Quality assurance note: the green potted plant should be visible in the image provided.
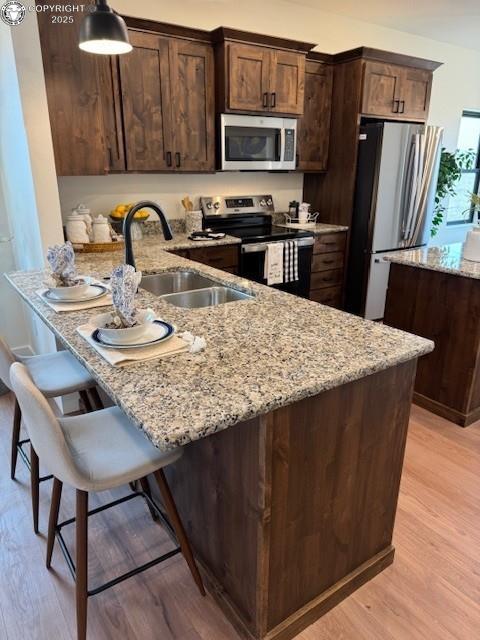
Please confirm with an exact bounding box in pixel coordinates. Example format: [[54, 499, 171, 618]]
[[431, 148, 476, 236]]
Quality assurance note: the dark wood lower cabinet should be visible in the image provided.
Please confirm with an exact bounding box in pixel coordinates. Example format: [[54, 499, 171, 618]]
[[169, 244, 239, 273], [384, 263, 480, 427], [153, 360, 417, 640], [309, 232, 347, 307]]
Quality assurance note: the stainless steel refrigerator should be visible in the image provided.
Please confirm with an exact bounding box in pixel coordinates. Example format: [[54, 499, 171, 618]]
[[345, 121, 443, 320]]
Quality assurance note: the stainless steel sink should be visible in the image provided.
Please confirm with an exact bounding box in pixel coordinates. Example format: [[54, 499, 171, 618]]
[[161, 286, 254, 308], [140, 270, 217, 296]]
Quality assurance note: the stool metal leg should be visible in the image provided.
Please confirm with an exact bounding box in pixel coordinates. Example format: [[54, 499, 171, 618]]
[[10, 398, 21, 480], [46, 478, 63, 568], [76, 490, 88, 640], [30, 445, 39, 534], [87, 386, 103, 411], [139, 476, 159, 521], [79, 390, 93, 413], [153, 469, 205, 596]]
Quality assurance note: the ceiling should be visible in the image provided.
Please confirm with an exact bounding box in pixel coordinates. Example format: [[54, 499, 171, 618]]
[[288, 0, 480, 52]]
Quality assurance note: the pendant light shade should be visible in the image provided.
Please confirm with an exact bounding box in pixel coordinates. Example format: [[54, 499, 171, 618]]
[[79, 0, 132, 55]]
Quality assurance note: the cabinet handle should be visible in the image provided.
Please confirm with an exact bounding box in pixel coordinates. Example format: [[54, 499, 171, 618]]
[[263, 92, 268, 108], [399, 100, 405, 114], [175, 152, 181, 168], [296, 153, 299, 168], [271, 92, 276, 108], [166, 151, 172, 167], [392, 99, 400, 113]]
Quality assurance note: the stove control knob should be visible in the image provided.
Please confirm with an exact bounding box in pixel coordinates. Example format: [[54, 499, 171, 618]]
[[259, 199, 266, 207], [266, 198, 273, 206], [213, 202, 220, 209], [206, 202, 213, 209]]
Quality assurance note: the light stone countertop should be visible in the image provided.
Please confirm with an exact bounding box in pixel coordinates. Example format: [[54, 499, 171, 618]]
[[6, 242, 432, 451], [275, 222, 348, 235], [384, 243, 480, 280], [124, 232, 241, 252]]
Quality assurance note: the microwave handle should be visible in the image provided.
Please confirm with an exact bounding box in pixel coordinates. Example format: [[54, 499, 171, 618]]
[[279, 126, 286, 163]]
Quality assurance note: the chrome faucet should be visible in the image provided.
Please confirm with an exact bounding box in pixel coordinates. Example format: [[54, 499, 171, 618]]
[[123, 200, 173, 270]]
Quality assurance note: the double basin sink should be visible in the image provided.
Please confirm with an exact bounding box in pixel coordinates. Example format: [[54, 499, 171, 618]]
[[140, 270, 254, 308]]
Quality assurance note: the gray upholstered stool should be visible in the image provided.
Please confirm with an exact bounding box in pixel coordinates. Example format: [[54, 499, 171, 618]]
[[10, 362, 204, 640], [0, 336, 101, 532]]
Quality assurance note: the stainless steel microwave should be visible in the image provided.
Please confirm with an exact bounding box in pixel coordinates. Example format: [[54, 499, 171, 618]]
[[220, 114, 297, 171]]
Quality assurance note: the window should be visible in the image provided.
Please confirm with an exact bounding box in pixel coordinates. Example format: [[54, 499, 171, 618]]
[[447, 111, 480, 225]]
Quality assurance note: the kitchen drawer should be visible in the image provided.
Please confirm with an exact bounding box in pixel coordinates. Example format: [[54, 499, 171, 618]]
[[310, 269, 343, 289], [311, 251, 344, 272], [188, 245, 239, 269], [313, 233, 346, 254], [310, 285, 342, 307]]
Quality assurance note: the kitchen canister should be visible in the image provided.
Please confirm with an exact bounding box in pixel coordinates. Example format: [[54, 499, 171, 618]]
[[463, 227, 480, 262], [92, 215, 113, 243], [186, 210, 203, 235], [66, 211, 90, 244]]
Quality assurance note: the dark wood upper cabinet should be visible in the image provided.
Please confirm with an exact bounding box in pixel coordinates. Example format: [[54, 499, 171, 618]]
[[225, 44, 305, 115], [213, 29, 314, 116], [270, 50, 305, 115], [119, 31, 173, 171], [362, 59, 433, 121], [119, 30, 215, 172], [36, 3, 124, 176], [228, 43, 271, 111], [296, 60, 333, 171], [169, 39, 215, 171]]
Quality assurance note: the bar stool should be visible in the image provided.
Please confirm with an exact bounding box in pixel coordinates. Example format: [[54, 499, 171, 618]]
[[10, 362, 205, 640], [0, 336, 101, 532]]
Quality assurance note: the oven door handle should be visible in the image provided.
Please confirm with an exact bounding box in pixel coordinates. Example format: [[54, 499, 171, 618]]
[[241, 237, 314, 253]]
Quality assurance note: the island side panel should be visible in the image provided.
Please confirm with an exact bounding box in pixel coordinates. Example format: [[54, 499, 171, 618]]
[[384, 263, 480, 426], [162, 415, 270, 638], [265, 359, 417, 636]]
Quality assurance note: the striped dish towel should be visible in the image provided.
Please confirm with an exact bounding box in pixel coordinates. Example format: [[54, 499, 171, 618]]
[[284, 240, 299, 283]]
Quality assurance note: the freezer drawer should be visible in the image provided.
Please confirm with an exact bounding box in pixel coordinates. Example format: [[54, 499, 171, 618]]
[[364, 254, 392, 320]]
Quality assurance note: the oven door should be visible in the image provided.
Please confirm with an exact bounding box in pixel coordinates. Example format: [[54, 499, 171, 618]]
[[240, 238, 314, 297], [220, 114, 296, 171]]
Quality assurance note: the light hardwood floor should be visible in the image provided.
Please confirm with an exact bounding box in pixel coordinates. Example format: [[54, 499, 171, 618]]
[[0, 393, 479, 640]]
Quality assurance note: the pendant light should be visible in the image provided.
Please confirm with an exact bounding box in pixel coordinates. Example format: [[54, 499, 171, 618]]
[[79, 0, 132, 55]]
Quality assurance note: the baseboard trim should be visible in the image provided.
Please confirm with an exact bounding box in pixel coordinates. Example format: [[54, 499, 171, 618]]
[[413, 392, 480, 427], [199, 546, 395, 640]]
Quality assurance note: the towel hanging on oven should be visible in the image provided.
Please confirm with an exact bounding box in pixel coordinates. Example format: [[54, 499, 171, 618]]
[[283, 240, 299, 283], [263, 242, 284, 285]]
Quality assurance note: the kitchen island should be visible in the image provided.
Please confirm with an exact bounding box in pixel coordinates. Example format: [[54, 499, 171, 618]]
[[384, 243, 480, 427], [7, 243, 432, 640]]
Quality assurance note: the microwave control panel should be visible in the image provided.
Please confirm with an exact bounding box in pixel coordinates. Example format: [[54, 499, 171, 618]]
[[284, 129, 295, 162]]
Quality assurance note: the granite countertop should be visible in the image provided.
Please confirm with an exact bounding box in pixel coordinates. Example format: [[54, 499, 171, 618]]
[[274, 222, 349, 235], [384, 243, 480, 280], [125, 232, 241, 252], [7, 244, 432, 451]]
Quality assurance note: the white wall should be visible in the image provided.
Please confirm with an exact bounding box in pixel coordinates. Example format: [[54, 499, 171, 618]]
[[58, 172, 303, 220], [0, 17, 64, 352], [55, 0, 480, 242]]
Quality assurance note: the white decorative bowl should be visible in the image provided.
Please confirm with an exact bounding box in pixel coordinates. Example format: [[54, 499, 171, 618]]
[[47, 278, 91, 300], [463, 228, 480, 262], [91, 309, 155, 345]]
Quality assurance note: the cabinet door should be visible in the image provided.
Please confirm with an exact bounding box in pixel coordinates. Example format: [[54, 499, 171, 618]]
[[400, 68, 432, 121], [228, 43, 271, 111], [37, 7, 110, 175], [169, 39, 215, 172], [270, 51, 305, 115], [119, 31, 173, 171], [362, 61, 403, 117], [297, 61, 332, 171]]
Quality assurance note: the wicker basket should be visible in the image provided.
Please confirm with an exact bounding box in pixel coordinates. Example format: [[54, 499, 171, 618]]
[[73, 240, 124, 253]]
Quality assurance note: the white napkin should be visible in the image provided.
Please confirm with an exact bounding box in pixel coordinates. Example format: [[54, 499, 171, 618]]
[[263, 242, 284, 285], [36, 288, 112, 313], [77, 324, 190, 367]]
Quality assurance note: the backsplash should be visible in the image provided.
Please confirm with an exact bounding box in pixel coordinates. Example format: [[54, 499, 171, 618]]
[[57, 172, 303, 222]]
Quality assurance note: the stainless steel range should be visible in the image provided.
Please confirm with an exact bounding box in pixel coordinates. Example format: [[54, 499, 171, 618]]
[[200, 195, 314, 297]]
